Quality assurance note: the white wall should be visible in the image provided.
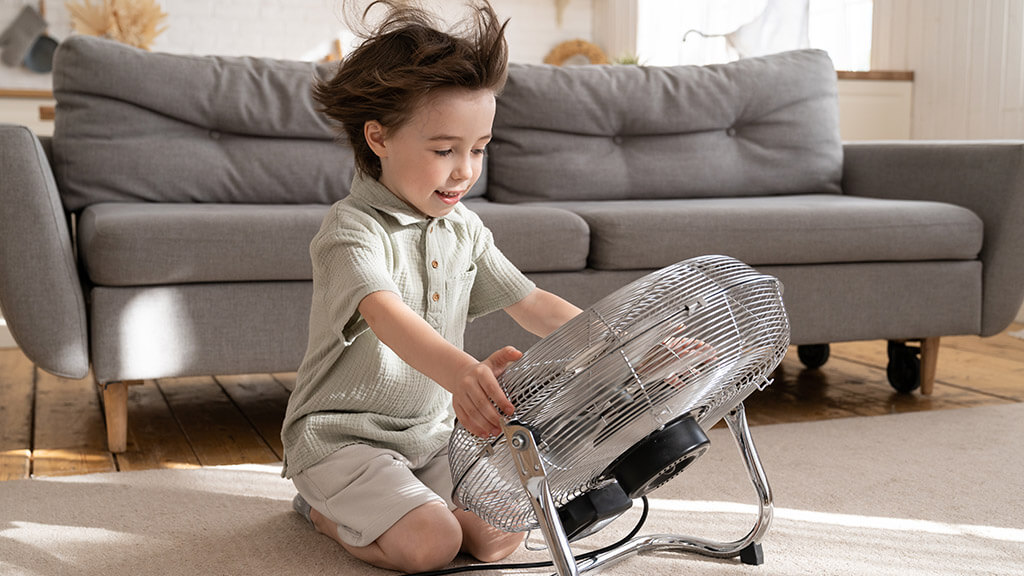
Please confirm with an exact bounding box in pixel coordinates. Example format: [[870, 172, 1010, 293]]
[[0, 317, 15, 349], [872, 0, 1024, 139], [592, 0, 637, 63], [0, 0, 593, 91]]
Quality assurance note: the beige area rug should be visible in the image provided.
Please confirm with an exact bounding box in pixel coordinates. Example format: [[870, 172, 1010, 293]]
[[3, 403, 1023, 576]]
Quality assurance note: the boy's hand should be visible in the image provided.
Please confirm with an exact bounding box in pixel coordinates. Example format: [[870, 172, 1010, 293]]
[[636, 327, 716, 387], [356, 291, 524, 438], [452, 346, 522, 438]]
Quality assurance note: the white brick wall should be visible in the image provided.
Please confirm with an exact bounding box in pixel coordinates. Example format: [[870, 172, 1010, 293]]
[[0, 0, 594, 90]]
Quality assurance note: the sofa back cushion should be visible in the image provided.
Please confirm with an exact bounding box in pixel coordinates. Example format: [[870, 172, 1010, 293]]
[[51, 36, 357, 211], [487, 50, 843, 203]]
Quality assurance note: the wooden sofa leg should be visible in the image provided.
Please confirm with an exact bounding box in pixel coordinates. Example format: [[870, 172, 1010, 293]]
[[100, 381, 137, 453], [919, 337, 940, 395]]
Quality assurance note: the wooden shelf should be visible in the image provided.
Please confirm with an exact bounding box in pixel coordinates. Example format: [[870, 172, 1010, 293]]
[[0, 89, 54, 99], [837, 70, 914, 81]]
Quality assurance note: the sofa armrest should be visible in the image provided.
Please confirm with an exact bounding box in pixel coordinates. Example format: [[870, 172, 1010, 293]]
[[842, 141, 1024, 336], [0, 124, 89, 378]]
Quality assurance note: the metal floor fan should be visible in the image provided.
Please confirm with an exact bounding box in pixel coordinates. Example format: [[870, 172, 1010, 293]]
[[449, 255, 791, 575]]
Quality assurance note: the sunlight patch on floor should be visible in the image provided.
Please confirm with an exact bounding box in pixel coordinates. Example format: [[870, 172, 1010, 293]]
[[0, 521, 149, 547], [647, 499, 1024, 543]]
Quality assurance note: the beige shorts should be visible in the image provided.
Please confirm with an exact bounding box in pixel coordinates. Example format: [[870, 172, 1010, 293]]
[[292, 442, 456, 548]]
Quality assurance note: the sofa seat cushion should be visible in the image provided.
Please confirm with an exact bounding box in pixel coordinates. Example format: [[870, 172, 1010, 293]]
[[543, 194, 983, 270], [464, 200, 589, 273], [79, 201, 588, 287]]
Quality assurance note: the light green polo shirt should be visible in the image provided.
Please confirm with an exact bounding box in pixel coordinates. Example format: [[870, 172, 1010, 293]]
[[281, 173, 535, 479]]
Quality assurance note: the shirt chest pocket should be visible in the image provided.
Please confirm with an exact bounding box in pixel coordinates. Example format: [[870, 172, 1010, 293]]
[[444, 263, 477, 327]]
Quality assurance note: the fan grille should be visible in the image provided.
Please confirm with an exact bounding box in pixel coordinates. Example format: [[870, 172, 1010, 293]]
[[450, 255, 790, 532]]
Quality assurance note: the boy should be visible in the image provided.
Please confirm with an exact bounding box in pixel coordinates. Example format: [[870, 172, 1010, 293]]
[[281, 1, 581, 572]]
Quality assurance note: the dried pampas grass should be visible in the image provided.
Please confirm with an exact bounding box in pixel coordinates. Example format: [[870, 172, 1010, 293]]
[[66, 0, 168, 51]]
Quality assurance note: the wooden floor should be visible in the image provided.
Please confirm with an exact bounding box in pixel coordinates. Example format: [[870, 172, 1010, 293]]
[[2, 324, 1023, 482]]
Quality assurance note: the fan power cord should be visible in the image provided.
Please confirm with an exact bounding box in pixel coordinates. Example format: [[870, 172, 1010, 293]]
[[403, 496, 650, 576]]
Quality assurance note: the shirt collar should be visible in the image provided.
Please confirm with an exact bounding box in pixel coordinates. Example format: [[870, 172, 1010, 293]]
[[348, 171, 465, 227]]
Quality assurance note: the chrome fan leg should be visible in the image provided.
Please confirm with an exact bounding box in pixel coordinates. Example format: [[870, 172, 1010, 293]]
[[574, 402, 774, 574], [504, 421, 580, 576]]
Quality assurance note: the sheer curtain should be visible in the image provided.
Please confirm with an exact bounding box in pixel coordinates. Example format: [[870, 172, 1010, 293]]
[[636, 0, 872, 70]]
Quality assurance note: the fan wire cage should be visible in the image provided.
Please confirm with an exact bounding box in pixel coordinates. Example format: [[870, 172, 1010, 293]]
[[449, 255, 790, 574]]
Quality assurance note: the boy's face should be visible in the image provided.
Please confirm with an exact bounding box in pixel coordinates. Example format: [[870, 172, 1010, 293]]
[[369, 88, 495, 219]]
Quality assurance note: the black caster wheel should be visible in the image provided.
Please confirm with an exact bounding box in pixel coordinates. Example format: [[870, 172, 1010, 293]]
[[797, 344, 830, 369], [607, 415, 710, 499], [886, 340, 921, 393]]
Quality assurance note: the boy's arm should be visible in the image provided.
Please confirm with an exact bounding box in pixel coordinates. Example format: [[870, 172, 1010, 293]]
[[358, 290, 520, 438], [505, 288, 583, 338]]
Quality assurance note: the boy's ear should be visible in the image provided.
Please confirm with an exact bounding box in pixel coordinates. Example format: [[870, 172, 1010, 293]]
[[364, 120, 388, 158]]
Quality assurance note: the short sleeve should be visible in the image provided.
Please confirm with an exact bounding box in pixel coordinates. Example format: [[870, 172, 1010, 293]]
[[466, 216, 535, 320], [311, 207, 401, 344]]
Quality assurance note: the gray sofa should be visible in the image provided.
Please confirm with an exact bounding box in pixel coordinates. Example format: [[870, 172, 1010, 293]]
[[2, 36, 1023, 452]]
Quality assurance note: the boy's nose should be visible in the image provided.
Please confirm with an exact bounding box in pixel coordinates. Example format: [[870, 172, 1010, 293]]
[[452, 154, 472, 181]]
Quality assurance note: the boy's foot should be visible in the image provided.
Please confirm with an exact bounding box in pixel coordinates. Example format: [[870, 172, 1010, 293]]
[[292, 494, 314, 527]]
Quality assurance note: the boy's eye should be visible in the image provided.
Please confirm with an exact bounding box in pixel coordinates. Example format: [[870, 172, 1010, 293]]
[[472, 148, 486, 156], [434, 149, 454, 157]]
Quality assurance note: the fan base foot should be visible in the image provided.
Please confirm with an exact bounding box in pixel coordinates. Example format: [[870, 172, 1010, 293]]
[[739, 542, 765, 565]]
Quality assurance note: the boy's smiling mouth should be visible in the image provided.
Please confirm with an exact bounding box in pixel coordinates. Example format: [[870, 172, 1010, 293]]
[[436, 189, 464, 204]]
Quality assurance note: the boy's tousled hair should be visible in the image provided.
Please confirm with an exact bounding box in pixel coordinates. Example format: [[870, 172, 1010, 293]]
[[314, 1, 510, 180]]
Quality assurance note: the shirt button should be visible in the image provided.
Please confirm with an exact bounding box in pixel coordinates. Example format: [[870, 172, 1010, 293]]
[[431, 260, 439, 269], [432, 292, 440, 302]]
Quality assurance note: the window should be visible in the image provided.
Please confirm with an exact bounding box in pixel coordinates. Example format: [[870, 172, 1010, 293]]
[[635, 0, 872, 70], [808, 0, 873, 70]]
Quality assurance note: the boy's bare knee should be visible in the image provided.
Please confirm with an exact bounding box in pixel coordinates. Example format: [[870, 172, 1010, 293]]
[[454, 508, 524, 563], [386, 529, 460, 572], [465, 530, 523, 563], [397, 541, 460, 573], [379, 502, 462, 572]]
